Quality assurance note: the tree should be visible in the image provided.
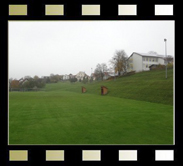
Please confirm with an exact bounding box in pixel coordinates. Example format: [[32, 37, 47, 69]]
[[110, 50, 128, 76], [70, 77, 77, 83], [82, 77, 87, 84], [11, 79, 20, 89], [34, 75, 39, 80], [166, 55, 174, 64], [50, 74, 60, 83], [90, 76, 93, 83], [148, 51, 158, 55], [24, 76, 32, 80], [94, 63, 108, 80], [46, 77, 50, 83]]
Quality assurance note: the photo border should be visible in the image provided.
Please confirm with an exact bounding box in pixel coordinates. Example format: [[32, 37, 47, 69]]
[[1, 0, 180, 166]]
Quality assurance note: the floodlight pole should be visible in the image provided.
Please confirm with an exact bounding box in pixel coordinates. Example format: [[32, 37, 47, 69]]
[[91, 68, 92, 83], [114, 58, 116, 81], [164, 39, 167, 79]]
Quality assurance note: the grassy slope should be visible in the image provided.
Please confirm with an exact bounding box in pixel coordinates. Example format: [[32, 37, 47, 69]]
[[9, 68, 173, 145], [46, 68, 173, 105]]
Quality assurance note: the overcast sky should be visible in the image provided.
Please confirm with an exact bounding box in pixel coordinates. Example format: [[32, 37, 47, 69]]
[[9, 21, 174, 79]]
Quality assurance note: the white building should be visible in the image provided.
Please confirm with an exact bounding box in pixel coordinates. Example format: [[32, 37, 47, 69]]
[[127, 52, 165, 72], [63, 74, 70, 80], [75, 71, 88, 81]]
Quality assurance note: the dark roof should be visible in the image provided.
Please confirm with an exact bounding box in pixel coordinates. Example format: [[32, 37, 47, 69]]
[[127, 52, 166, 60]]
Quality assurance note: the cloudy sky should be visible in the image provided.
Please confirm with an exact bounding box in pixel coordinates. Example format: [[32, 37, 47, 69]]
[[9, 21, 174, 79]]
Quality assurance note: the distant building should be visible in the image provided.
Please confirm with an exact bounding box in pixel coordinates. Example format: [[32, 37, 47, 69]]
[[75, 71, 88, 81], [63, 74, 70, 80], [127, 52, 167, 72], [69, 74, 75, 79], [103, 72, 110, 80]]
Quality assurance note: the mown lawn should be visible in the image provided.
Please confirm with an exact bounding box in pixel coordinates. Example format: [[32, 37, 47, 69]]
[[46, 68, 173, 105], [9, 90, 173, 145]]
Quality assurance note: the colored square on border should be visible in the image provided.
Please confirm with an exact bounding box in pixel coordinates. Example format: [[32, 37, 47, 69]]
[[45, 5, 64, 15], [118, 5, 137, 15], [9, 150, 28, 161], [155, 150, 174, 161], [9, 5, 27, 15], [82, 5, 100, 15], [119, 150, 137, 161], [46, 150, 64, 161], [155, 5, 173, 15], [82, 150, 101, 161]]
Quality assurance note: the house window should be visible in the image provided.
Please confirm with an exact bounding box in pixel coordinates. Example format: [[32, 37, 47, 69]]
[[152, 58, 154, 62], [146, 64, 148, 68], [149, 58, 151, 62], [146, 58, 148, 61], [143, 57, 145, 61]]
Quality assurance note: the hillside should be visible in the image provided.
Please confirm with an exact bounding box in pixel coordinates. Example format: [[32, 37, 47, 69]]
[[45, 68, 173, 105]]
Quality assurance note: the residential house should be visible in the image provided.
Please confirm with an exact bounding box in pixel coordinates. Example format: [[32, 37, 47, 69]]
[[63, 74, 70, 80], [69, 74, 75, 79], [75, 71, 88, 81], [127, 52, 166, 72]]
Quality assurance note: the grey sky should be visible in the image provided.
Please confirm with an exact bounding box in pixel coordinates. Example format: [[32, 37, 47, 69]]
[[9, 21, 174, 79]]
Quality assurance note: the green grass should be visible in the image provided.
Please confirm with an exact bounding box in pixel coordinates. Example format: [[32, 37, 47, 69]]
[[46, 68, 173, 105], [9, 68, 173, 145]]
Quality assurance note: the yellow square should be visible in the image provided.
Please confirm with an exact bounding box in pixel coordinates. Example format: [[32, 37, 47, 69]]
[[45, 5, 64, 15], [9, 150, 28, 161], [9, 5, 27, 16]]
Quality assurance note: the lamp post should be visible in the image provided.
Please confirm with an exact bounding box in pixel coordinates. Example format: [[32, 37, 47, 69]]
[[91, 68, 92, 83], [164, 39, 167, 79]]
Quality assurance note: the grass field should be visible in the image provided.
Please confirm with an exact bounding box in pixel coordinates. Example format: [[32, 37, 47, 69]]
[[9, 68, 173, 145]]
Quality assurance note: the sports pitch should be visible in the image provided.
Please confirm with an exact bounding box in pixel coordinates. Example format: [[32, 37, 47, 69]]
[[9, 69, 173, 145]]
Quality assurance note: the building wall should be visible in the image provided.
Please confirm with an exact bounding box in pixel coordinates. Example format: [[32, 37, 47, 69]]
[[127, 56, 133, 72], [63, 75, 69, 80], [127, 53, 166, 72], [142, 57, 165, 71], [158, 58, 165, 64], [75, 72, 86, 81], [142, 57, 157, 71], [133, 53, 143, 72]]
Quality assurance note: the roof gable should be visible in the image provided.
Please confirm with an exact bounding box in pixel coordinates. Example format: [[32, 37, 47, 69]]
[[128, 52, 166, 59]]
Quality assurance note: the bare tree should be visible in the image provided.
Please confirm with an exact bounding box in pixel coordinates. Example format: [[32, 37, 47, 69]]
[[94, 63, 108, 80], [110, 50, 128, 76], [166, 55, 174, 64], [148, 51, 158, 55]]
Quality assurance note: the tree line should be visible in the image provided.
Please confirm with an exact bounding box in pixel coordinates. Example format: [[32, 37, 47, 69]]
[[93, 50, 174, 81], [9, 49, 174, 89], [9, 75, 46, 91], [94, 50, 128, 81]]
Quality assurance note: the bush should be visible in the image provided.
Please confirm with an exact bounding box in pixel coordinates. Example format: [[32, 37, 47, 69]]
[[125, 71, 136, 76], [167, 63, 173, 69], [70, 78, 77, 83]]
